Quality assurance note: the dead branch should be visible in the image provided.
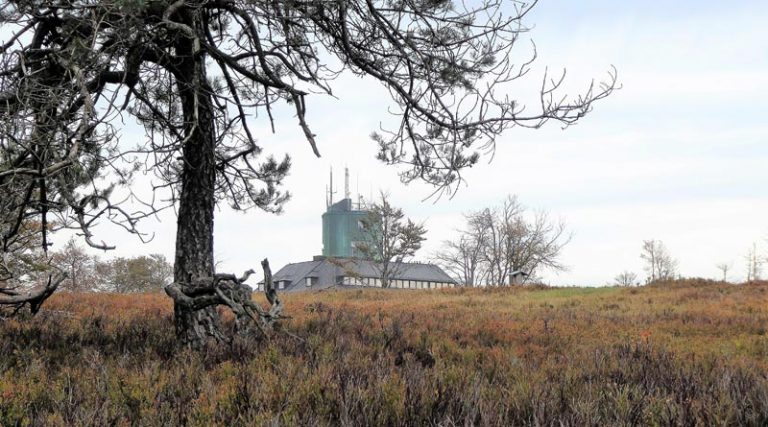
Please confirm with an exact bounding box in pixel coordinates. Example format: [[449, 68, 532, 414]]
[[0, 272, 66, 316], [164, 259, 282, 339]]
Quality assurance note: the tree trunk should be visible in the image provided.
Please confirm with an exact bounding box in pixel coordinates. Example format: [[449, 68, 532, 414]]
[[172, 12, 221, 346]]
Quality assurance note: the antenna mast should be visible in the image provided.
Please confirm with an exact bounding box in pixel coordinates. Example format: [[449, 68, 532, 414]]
[[327, 167, 337, 207], [356, 173, 362, 209], [344, 166, 350, 200]]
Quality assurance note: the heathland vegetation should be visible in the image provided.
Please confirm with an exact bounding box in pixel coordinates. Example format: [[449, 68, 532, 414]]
[[1, 279, 766, 425]]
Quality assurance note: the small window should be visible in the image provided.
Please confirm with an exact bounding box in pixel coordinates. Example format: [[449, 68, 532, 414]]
[[278, 281, 285, 290], [306, 277, 313, 287]]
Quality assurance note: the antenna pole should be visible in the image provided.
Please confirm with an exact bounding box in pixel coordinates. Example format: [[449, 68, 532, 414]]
[[344, 166, 350, 200], [356, 173, 360, 209], [328, 167, 336, 206]]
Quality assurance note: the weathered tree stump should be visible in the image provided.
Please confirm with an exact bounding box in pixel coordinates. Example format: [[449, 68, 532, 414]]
[[165, 258, 282, 347]]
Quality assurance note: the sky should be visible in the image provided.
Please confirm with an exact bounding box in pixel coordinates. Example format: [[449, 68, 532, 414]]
[[23, 0, 768, 285]]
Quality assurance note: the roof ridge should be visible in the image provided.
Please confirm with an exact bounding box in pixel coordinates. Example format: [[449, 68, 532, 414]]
[[304, 259, 325, 277]]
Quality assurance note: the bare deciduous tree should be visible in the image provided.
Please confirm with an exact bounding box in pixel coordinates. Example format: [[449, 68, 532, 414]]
[[0, 0, 615, 344], [482, 196, 569, 285], [641, 239, 677, 283], [432, 218, 487, 287], [51, 238, 95, 291], [613, 271, 638, 287], [436, 196, 569, 286], [356, 193, 427, 288], [745, 243, 762, 282], [715, 262, 731, 283]]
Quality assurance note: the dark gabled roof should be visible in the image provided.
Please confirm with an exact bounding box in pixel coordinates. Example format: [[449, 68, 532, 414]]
[[331, 259, 455, 283], [271, 258, 456, 292], [269, 260, 341, 292]]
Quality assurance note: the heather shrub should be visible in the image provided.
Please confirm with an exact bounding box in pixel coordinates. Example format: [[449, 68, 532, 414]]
[[0, 281, 766, 425]]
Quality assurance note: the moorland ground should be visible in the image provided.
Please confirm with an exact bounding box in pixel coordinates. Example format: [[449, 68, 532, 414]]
[[1, 279, 767, 426]]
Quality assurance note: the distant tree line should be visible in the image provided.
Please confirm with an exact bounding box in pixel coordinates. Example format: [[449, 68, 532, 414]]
[[47, 238, 172, 293], [321, 192, 767, 288], [614, 237, 768, 286]]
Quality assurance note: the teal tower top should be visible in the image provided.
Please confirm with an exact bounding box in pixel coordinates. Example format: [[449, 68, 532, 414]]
[[321, 198, 369, 258]]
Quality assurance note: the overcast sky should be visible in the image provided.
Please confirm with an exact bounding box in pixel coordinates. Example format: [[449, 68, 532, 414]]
[[38, 0, 768, 285]]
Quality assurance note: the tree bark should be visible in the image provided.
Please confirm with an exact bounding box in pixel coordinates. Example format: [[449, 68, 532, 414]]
[[172, 10, 221, 346]]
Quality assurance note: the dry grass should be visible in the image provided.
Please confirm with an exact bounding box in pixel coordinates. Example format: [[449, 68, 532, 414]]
[[1, 279, 767, 425]]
